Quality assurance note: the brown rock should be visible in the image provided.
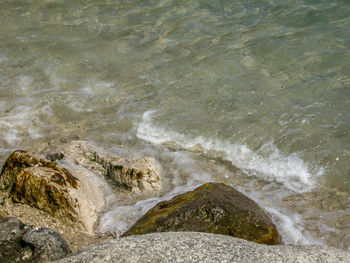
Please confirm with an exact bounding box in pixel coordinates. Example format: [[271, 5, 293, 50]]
[[122, 182, 281, 245], [0, 150, 77, 191], [10, 166, 80, 224], [0, 150, 109, 233]]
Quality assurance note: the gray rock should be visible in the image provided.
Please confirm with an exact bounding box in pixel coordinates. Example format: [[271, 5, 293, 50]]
[[55, 232, 350, 263], [23, 227, 71, 262], [0, 239, 33, 263], [0, 217, 71, 263], [0, 217, 33, 262], [0, 217, 31, 241]]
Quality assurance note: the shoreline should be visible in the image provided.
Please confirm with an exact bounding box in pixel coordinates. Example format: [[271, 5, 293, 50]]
[[1, 141, 350, 250]]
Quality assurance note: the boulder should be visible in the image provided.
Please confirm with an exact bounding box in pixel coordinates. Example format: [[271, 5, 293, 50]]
[[0, 150, 109, 232], [60, 140, 161, 193], [122, 182, 281, 245], [0, 217, 33, 263], [0, 150, 76, 191], [10, 166, 80, 224], [0, 217, 31, 242], [55, 232, 350, 263], [0, 217, 70, 263], [22, 227, 71, 262]]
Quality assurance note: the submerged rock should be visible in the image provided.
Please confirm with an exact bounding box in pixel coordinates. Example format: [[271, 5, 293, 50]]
[[60, 140, 161, 193], [0, 150, 108, 232], [0, 217, 70, 263], [122, 182, 281, 245]]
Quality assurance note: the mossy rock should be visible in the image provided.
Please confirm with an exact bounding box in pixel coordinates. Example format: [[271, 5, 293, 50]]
[[122, 182, 281, 245]]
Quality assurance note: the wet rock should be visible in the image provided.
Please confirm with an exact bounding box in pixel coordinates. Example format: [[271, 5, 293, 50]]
[[10, 166, 80, 224], [0, 150, 76, 191], [61, 140, 161, 193], [0, 217, 31, 242], [0, 217, 34, 262], [0, 150, 108, 232], [122, 182, 281, 245], [23, 227, 71, 262], [0, 217, 70, 263], [0, 239, 33, 263]]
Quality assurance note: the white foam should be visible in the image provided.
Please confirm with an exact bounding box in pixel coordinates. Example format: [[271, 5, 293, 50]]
[[81, 80, 114, 96], [15, 75, 35, 93], [0, 121, 20, 144], [265, 207, 323, 245], [160, 150, 212, 187], [44, 65, 68, 88], [97, 150, 212, 235], [97, 183, 205, 236], [137, 110, 323, 192], [0, 54, 7, 64], [0, 105, 44, 144], [97, 197, 160, 236]]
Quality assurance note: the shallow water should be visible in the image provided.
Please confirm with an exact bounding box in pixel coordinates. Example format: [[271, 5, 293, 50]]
[[0, 0, 350, 250]]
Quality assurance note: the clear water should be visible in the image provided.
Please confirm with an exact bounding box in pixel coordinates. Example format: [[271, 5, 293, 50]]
[[1, 0, 350, 249]]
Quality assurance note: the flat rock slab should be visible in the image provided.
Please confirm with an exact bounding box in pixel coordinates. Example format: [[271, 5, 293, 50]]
[[55, 232, 350, 263]]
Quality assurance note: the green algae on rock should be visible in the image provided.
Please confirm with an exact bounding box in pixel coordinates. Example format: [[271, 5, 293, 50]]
[[122, 182, 281, 245]]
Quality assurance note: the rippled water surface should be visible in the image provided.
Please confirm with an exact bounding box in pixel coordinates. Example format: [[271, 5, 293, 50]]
[[1, 0, 350, 249]]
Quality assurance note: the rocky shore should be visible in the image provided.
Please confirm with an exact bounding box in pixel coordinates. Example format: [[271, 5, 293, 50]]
[[1, 141, 349, 262]]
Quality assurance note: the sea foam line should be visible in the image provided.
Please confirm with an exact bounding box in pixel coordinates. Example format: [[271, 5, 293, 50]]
[[137, 110, 324, 192]]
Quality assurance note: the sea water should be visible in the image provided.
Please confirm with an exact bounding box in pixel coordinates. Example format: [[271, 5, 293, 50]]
[[0, 0, 349, 249]]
